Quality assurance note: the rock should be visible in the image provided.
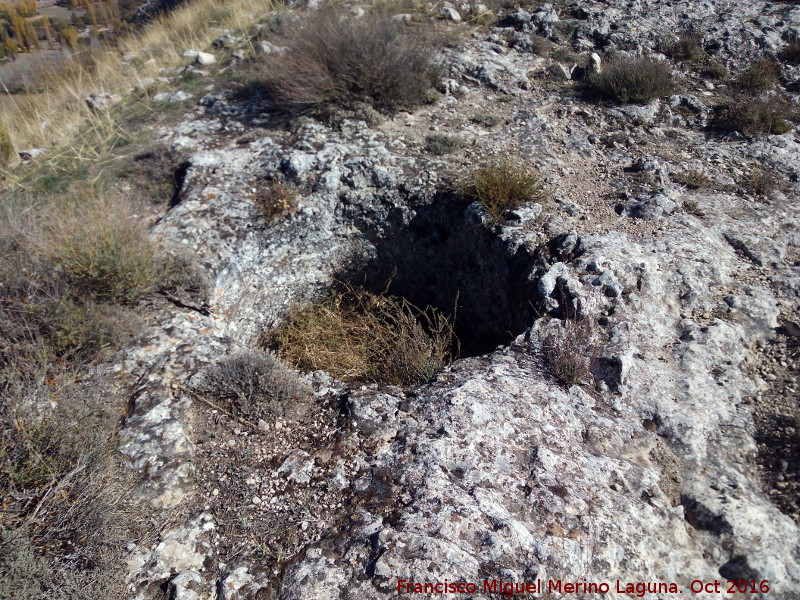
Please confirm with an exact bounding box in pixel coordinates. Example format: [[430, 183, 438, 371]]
[[212, 33, 239, 48], [549, 63, 572, 80], [18, 148, 45, 161], [85, 92, 122, 111], [440, 6, 461, 21], [195, 51, 216, 66], [589, 52, 602, 74], [532, 4, 559, 26], [502, 7, 532, 28], [625, 193, 678, 221]]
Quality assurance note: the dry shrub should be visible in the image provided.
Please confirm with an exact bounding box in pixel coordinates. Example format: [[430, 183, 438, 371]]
[[36, 197, 161, 304], [260, 9, 443, 114], [662, 32, 705, 62], [735, 59, 782, 92], [588, 56, 676, 104], [741, 167, 783, 198], [542, 315, 599, 386], [779, 40, 800, 65], [671, 169, 711, 189], [459, 159, 547, 222], [198, 351, 310, 421], [711, 95, 796, 136], [424, 133, 463, 155], [271, 286, 455, 386], [699, 57, 728, 79]]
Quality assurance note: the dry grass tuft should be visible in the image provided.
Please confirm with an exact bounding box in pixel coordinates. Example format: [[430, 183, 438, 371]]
[[542, 315, 599, 387], [424, 133, 463, 155], [270, 285, 456, 386], [671, 169, 711, 189], [35, 197, 161, 304], [662, 32, 706, 62], [587, 55, 676, 104], [259, 8, 443, 114], [254, 180, 299, 221], [459, 159, 547, 222]]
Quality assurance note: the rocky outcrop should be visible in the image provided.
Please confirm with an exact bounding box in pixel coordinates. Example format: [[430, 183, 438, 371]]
[[117, 1, 800, 598]]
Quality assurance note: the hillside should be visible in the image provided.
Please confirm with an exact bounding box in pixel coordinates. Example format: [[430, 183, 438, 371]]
[[0, 0, 798, 598]]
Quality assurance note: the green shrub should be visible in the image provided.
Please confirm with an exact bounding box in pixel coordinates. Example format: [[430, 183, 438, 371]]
[[712, 95, 796, 136], [260, 9, 443, 114], [459, 159, 547, 222], [271, 285, 455, 386], [735, 59, 781, 92], [587, 56, 676, 104]]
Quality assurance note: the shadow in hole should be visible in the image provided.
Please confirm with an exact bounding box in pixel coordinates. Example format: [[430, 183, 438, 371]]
[[352, 193, 539, 357]]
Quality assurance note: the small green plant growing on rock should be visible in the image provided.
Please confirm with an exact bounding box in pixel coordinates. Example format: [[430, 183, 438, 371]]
[[587, 56, 676, 104], [270, 285, 455, 386], [459, 159, 547, 222]]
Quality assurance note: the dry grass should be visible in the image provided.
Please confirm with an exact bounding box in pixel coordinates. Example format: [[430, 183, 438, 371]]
[[259, 8, 443, 114], [671, 169, 711, 189], [587, 55, 676, 104], [424, 133, 463, 155], [662, 32, 706, 62], [542, 315, 599, 387], [0, 0, 278, 154], [254, 180, 299, 221], [270, 285, 456, 386], [741, 166, 784, 198], [0, 380, 149, 600], [35, 196, 161, 304], [459, 159, 547, 222]]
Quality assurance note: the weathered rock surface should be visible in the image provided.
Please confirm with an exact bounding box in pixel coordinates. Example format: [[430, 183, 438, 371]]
[[115, 0, 800, 598]]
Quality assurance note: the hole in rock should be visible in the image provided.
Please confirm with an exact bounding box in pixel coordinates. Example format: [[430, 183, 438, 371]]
[[353, 193, 539, 357]]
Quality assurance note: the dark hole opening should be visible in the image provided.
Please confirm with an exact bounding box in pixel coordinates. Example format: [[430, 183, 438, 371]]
[[354, 193, 539, 357]]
